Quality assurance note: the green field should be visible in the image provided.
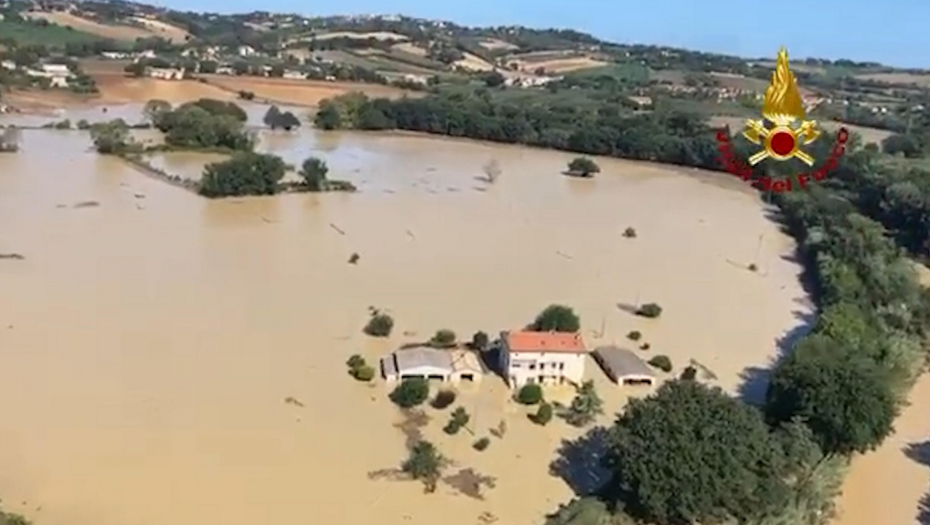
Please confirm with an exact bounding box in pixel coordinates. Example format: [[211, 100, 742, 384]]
[[0, 19, 100, 46]]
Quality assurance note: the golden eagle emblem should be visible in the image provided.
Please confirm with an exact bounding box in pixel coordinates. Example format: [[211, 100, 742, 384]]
[[743, 47, 820, 165]]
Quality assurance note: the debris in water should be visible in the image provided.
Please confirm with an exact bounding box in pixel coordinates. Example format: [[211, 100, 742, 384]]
[[72, 201, 99, 208], [406, 229, 415, 240], [329, 223, 346, 235], [0, 253, 24, 260], [348, 253, 360, 264], [556, 251, 573, 260], [134, 193, 145, 199], [284, 397, 304, 407]]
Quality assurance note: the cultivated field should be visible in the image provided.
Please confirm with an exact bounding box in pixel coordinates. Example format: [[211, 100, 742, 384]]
[[392, 42, 428, 57], [0, 18, 99, 46], [854, 72, 930, 87], [127, 16, 191, 44], [199, 75, 422, 106], [454, 52, 495, 72], [308, 31, 409, 41], [478, 38, 519, 51], [505, 51, 609, 74], [24, 11, 154, 41]]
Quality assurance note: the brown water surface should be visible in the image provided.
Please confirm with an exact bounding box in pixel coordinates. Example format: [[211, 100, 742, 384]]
[[0, 106, 812, 525]]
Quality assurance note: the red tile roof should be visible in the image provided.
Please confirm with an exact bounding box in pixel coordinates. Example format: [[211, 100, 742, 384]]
[[503, 330, 588, 354]]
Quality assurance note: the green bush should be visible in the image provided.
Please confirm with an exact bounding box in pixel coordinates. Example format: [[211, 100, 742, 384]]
[[640, 342, 651, 350], [471, 330, 489, 350], [623, 227, 637, 238], [529, 401, 553, 425], [567, 156, 600, 177], [443, 407, 470, 434], [346, 354, 365, 369], [431, 390, 456, 409], [532, 304, 580, 332], [364, 312, 394, 337], [648, 355, 672, 372], [637, 303, 663, 318], [353, 364, 375, 382], [390, 378, 429, 408], [627, 330, 642, 341], [430, 329, 457, 348], [517, 383, 543, 405], [473, 437, 491, 451]]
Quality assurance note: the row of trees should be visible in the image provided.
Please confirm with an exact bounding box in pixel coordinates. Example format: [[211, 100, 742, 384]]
[[199, 154, 353, 197], [312, 90, 721, 171]]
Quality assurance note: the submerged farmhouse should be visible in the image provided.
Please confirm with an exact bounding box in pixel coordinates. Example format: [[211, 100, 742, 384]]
[[498, 330, 588, 388], [381, 347, 484, 383]]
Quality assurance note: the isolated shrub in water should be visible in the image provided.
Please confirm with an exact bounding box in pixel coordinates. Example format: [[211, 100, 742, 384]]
[[517, 383, 543, 405], [390, 378, 429, 408], [353, 365, 375, 382], [623, 227, 637, 238], [532, 304, 580, 332], [627, 330, 642, 341], [471, 330, 489, 350], [640, 343, 651, 350], [473, 437, 491, 451], [443, 407, 470, 434], [648, 355, 673, 372], [637, 303, 663, 318], [567, 156, 600, 177], [529, 401, 553, 425], [364, 312, 394, 337], [563, 380, 603, 427], [430, 329, 457, 348], [431, 390, 456, 409], [346, 354, 365, 369]]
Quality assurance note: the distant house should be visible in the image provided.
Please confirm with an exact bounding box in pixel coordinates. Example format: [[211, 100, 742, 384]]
[[26, 64, 72, 88], [498, 330, 588, 388], [101, 51, 130, 60], [0, 59, 15, 71], [137, 50, 157, 60], [215, 65, 234, 75], [238, 45, 256, 57], [592, 346, 655, 387], [282, 69, 305, 80], [147, 67, 184, 80], [381, 347, 484, 383]]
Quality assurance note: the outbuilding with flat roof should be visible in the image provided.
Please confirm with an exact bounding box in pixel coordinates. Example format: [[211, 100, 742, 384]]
[[593, 346, 655, 387]]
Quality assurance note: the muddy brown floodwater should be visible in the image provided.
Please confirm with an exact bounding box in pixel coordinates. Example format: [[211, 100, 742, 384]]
[[0, 104, 815, 525]]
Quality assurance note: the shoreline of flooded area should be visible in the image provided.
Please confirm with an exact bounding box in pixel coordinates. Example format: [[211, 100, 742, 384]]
[[0, 104, 818, 525]]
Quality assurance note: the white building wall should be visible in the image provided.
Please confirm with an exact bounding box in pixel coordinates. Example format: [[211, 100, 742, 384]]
[[506, 351, 585, 388]]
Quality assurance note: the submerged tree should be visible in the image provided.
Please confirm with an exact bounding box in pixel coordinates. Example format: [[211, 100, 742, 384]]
[[89, 119, 133, 154], [532, 304, 581, 332], [604, 381, 796, 525], [264, 105, 302, 131], [143, 99, 171, 123], [199, 152, 287, 198], [562, 380, 603, 427], [401, 440, 447, 493], [299, 156, 329, 190]]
